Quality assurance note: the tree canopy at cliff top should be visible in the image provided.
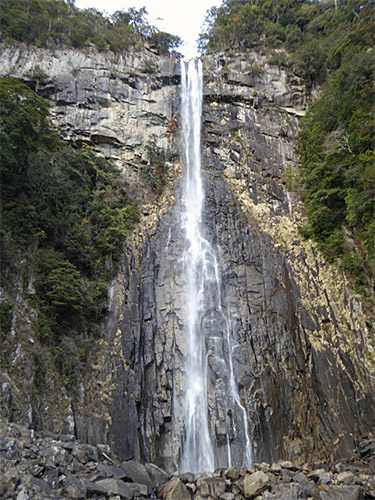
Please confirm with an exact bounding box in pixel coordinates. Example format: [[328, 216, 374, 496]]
[[0, 0, 181, 53]]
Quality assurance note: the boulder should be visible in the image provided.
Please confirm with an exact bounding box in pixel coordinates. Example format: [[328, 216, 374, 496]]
[[145, 463, 169, 487], [311, 485, 363, 499], [97, 463, 130, 480], [199, 477, 227, 497], [120, 460, 152, 491], [158, 477, 191, 500], [242, 471, 271, 499], [95, 478, 147, 499], [337, 471, 355, 483], [65, 477, 87, 499], [225, 467, 240, 481]]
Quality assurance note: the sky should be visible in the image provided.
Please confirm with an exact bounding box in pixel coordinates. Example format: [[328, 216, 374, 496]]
[[75, 0, 222, 59]]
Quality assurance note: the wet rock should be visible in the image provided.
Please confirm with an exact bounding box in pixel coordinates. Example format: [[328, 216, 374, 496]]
[[242, 471, 271, 498]]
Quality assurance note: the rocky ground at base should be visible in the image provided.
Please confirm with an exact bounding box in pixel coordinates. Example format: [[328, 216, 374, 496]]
[[0, 419, 374, 500]]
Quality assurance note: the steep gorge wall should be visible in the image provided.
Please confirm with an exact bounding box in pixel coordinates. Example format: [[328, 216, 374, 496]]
[[200, 51, 375, 463], [0, 44, 182, 455], [1, 44, 374, 472]]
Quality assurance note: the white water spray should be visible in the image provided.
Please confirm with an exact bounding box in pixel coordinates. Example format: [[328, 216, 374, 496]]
[[179, 59, 252, 473]]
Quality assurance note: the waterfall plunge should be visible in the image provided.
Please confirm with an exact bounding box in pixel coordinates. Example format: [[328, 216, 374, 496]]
[[179, 59, 252, 473]]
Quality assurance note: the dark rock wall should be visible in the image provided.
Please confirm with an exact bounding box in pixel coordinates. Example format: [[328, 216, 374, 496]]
[[1, 45, 374, 472], [198, 52, 375, 464], [104, 51, 374, 471]]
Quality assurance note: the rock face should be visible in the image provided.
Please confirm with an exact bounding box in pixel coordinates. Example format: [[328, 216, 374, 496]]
[[199, 52, 375, 464], [0, 43, 374, 472]]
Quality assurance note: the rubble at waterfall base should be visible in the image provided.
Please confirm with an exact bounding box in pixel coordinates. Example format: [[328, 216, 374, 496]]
[[1, 421, 374, 500]]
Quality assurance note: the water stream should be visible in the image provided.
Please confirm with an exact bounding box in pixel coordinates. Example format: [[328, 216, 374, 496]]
[[179, 58, 252, 473]]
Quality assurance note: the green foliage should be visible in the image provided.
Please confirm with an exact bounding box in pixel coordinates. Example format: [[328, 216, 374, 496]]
[[296, 15, 374, 290], [267, 50, 290, 68], [200, 0, 373, 88], [34, 250, 83, 314], [141, 137, 168, 194], [0, 300, 13, 339], [0, 78, 140, 381], [201, 0, 374, 291], [139, 58, 159, 74], [0, 0, 181, 54]]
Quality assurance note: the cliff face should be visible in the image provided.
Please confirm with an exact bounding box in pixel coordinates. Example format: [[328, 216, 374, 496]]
[[1, 44, 374, 472], [200, 52, 375, 463], [0, 43, 182, 453]]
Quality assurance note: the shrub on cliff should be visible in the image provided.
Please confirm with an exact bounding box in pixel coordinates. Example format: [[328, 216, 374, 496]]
[[0, 77, 139, 382]]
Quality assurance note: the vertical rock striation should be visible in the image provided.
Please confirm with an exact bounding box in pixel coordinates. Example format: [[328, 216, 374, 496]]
[[1, 44, 374, 472]]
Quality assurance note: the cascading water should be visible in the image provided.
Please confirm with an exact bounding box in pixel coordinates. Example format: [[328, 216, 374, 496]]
[[179, 58, 252, 473]]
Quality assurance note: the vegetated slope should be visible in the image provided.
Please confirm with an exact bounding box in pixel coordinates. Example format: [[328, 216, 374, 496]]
[[0, 0, 181, 53], [0, 78, 139, 385], [200, 0, 374, 294]]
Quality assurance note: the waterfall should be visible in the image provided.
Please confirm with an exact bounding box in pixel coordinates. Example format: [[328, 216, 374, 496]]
[[179, 58, 252, 473]]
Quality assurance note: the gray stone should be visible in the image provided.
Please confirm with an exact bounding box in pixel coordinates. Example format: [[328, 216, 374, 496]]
[[145, 463, 169, 487], [96, 478, 147, 499], [179, 472, 195, 483], [337, 471, 354, 483], [292, 471, 309, 484], [96, 479, 132, 498], [65, 477, 87, 499], [279, 461, 296, 470], [243, 471, 271, 499], [157, 477, 191, 500], [199, 477, 227, 497], [16, 489, 29, 500], [225, 467, 240, 481], [84, 480, 108, 496], [0, 475, 8, 496], [312, 485, 363, 499], [30, 477, 52, 494], [120, 460, 152, 491], [72, 444, 98, 464], [308, 468, 326, 482], [97, 463, 130, 480], [318, 472, 332, 485], [220, 493, 235, 500]]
